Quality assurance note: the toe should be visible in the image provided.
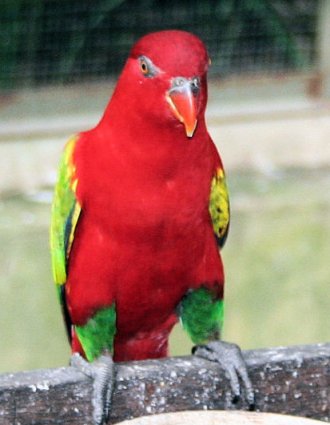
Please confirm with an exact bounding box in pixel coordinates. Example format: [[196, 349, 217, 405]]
[[70, 352, 114, 425], [193, 340, 255, 408], [70, 353, 94, 378], [223, 362, 241, 403], [92, 354, 114, 425], [236, 361, 255, 408]]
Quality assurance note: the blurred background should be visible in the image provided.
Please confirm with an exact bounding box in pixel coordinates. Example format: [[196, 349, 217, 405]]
[[0, 0, 329, 374]]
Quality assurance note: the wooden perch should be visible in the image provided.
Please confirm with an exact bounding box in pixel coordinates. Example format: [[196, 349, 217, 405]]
[[0, 343, 329, 424]]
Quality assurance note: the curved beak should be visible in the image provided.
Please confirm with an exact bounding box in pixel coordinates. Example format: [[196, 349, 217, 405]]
[[166, 77, 200, 138]]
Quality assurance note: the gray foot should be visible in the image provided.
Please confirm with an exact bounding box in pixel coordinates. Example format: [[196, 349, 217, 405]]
[[70, 351, 114, 425], [193, 340, 255, 409]]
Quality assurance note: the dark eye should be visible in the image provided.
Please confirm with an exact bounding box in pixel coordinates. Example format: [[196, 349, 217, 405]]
[[140, 59, 149, 75], [138, 56, 157, 78]]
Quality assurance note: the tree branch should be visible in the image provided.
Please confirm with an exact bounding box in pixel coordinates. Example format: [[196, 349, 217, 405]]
[[0, 343, 329, 424]]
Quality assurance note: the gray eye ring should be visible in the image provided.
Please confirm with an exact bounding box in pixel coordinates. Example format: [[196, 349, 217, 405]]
[[138, 56, 157, 78]]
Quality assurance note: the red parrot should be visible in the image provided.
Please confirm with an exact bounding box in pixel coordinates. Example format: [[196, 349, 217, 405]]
[[51, 30, 253, 424]]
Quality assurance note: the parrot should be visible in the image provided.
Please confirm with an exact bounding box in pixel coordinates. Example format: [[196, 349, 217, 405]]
[[50, 30, 254, 425]]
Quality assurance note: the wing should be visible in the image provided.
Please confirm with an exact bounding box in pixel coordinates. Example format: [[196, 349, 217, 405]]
[[50, 135, 81, 340], [209, 167, 230, 249]]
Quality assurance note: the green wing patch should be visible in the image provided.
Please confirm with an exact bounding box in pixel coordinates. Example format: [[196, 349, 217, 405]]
[[180, 287, 224, 344], [75, 305, 117, 361], [50, 135, 81, 290], [209, 167, 230, 249]]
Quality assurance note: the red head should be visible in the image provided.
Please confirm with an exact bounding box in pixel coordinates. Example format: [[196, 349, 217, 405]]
[[103, 30, 210, 140]]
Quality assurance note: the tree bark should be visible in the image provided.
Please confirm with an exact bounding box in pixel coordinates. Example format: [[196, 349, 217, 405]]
[[0, 343, 329, 424]]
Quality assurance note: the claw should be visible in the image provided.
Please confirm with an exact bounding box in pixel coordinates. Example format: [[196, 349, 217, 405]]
[[193, 340, 255, 409], [70, 352, 114, 425]]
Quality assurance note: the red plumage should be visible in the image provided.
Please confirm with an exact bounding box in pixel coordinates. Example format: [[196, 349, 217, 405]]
[[64, 30, 225, 361]]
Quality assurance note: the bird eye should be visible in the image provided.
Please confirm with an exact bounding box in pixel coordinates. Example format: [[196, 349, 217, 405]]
[[139, 56, 157, 78], [140, 59, 149, 75]]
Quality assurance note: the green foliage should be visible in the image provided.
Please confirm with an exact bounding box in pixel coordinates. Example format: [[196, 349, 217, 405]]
[[0, 194, 70, 373], [0, 0, 317, 89], [222, 169, 330, 349]]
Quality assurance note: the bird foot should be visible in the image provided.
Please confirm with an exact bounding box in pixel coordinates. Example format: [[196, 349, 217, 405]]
[[70, 352, 114, 425], [193, 340, 255, 409]]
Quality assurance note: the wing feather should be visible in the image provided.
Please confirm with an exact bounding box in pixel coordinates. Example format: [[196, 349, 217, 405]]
[[209, 167, 230, 249], [50, 135, 81, 339]]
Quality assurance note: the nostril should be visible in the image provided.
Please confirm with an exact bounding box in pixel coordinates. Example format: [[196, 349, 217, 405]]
[[190, 77, 200, 95], [169, 76, 200, 97], [173, 77, 187, 87]]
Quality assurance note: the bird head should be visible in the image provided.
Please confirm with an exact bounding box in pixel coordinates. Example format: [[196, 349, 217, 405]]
[[107, 30, 210, 140]]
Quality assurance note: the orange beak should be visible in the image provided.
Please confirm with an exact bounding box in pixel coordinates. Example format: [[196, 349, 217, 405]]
[[166, 77, 199, 138]]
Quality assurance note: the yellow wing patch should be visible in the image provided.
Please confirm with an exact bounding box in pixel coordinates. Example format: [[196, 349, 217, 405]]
[[209, 168, 230, 248], [50, 135, 81, 287]]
